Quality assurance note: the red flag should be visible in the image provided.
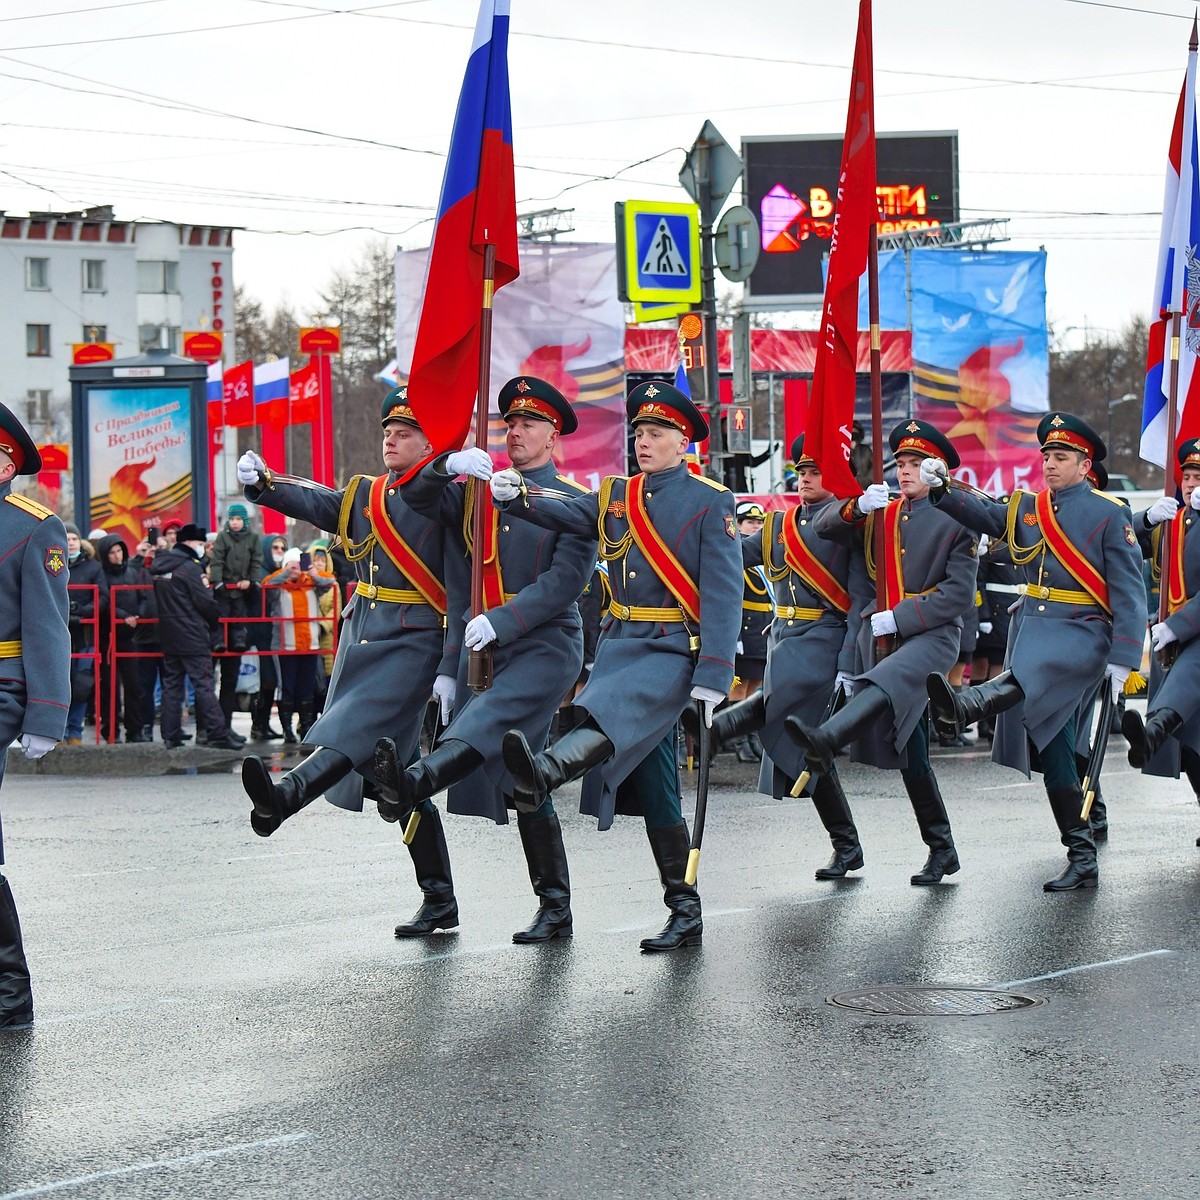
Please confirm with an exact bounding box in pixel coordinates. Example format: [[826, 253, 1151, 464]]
[[223, 360, 255, 428], [404, 1, 519, 466], [290, 361, 320, 423], [806, 0, 874, 499]]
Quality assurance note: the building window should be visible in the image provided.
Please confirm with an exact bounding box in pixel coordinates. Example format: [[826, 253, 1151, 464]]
[[82, 324, 107, 343], [26, 324, 51, 357], [25, 389, 50, 424], [136, 259, 178, 294], [25, 257, 49, 290], [138, 324, 181, 353], [82, 259, 106, 292]]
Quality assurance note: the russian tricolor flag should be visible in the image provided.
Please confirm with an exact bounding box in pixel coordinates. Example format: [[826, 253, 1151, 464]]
[[254, 358, 290, 429], [405, 0, 519, 463], [1141, 22, 1200, 471]]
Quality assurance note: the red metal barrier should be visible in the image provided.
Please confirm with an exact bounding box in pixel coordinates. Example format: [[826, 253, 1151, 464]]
[[67, 582, 102, 746]]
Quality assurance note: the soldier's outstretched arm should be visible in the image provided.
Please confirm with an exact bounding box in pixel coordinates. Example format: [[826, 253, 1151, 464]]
[[928, 482, 1008, 538], [400, 455, 468, 531], [244, 468, 346, 532], [493, 483, 601, 537], [813, 496, 867, 545]]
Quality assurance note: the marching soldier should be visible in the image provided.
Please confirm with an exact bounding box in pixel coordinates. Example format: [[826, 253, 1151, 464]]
[[0, 403, 71, 1029], [923, 412, 1147, 890], [492, 380, 742, 952], [235, 389, 467, 851], [787, 420, 977, 886], [727, 500, 771, 763], [701, 436, 868, 878], [1123, 439, 1200, 844], [377, 376, 596, 944]]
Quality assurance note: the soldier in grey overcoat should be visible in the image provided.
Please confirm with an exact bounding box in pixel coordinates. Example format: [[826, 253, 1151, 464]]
[[698, 435, 867, 879], [0, 403, 71, 1029], [235, 390, 466, 870], [1124, 439, 1200, 848], [493, 381, 742, 952], [924, 412, 1147, 890], [378, 377, 595, 945], [788, 420, 977, 886]]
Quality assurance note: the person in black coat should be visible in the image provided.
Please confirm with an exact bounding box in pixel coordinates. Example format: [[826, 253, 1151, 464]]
[[149, 524, 241, 750], [63, 523, 107, 745], [95, 534, 146, 743]]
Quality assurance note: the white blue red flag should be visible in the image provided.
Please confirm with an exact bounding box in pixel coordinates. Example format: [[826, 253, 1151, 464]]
[[1141, 23, 1200, 470], [405, 0, 519, 464], [254, 358, 290, 429]]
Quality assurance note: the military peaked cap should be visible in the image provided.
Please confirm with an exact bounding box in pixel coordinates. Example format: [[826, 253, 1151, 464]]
[[889, 418, 961, 470], [1178, 437, 1200, 469], [380, 386, 423, 430], [1036, 412, 1106, 462], [0, 400, 41, 475], [497, 376, 578, 435], [626, 380, 708, 442], [790, 434, 819, 467]]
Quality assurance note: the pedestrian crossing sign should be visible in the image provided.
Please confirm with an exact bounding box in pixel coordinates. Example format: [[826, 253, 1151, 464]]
[[615, 200, 701, 304]]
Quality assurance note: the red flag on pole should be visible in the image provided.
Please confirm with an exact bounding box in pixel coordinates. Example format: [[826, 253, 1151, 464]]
[[223, 360, 255, 428], [404, 0, 519, 465], [289, 361, 320, 424], [806, 0, 875, 499]]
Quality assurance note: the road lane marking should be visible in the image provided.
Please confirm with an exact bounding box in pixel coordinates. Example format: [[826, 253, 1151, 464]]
[[0, 1133, 312, 1199], [996, 948, 1175, 989]]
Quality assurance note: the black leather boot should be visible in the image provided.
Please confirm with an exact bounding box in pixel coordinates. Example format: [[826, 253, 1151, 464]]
[[713, 691, 766, 749], [503, 721, 614, 803], [394, 806, 459, 937], [927, 670, 1023, 741], [1076, 751, 1108, 842], [297, 700, 317, 740], [374, 737, 484, 822], [640, 821, 703, 952], [811, 768, 864, 879], [905, 770, 960, 885], [0, 876, 33, 1030], [243, 747, 353, 837], [1044, 785, 1099, 891], [1123, 707, 1183, 769], [513, 813, 573, 943], [251, 688, 282, 739], [785, 684, 892, 774], [279, 706, 298, 745]]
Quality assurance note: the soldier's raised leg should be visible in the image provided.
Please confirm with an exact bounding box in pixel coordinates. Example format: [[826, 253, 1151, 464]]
[[243, 747, 353, 837]]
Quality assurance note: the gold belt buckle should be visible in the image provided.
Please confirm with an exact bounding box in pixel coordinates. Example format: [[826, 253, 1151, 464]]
[[615, 603, 630, 620], [782, 606, 795, 619], [364, 584, 378, 600], [1036, 586, 1050, 600]]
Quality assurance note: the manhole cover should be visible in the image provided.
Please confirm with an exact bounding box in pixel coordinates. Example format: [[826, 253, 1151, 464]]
[[827, 986, 1045, 1016]]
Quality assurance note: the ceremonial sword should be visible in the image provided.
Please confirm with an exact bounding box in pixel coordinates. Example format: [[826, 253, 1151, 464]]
[[684, 702, 711, 887], [789, 682, 848, 799], [1080, 682, 1116, 823]]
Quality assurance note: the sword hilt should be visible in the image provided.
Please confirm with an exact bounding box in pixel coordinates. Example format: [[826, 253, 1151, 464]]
[[789, 769, 812, 799], [1080, 789, 1095, 822], [684, 848, 701, 887], [402, 809, 422, 845]]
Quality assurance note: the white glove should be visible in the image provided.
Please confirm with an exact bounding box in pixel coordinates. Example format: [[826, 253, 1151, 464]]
[[445, 448, 493, 480], [464, 614, 497, 650], [432, 673, 456, 723], [858, 483, 890, 513], [919, 457, 949, 488], [1146, 496, 1180, 525], [1151, 621, 1178, 652], [489, 469, 522, 503], [1105, 662, 1131, 701], [1191, 488, 1200, 511], [236, 450, 265, 485], [870, 609, 898, 637], [978, 621, 994, 635], [690, 685, 725, 728], [834, 670, 855, 697], [20, 734, 55, 760]]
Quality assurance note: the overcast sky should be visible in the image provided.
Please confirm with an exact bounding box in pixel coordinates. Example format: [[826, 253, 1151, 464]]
[[0, 0, 1193, 349]]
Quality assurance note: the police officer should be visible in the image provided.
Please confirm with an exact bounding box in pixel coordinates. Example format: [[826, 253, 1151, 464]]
[[702, 435, 867, 879], [727, 500, 771, 762], [787, 420, 978, 886], [236, 389, 466, 851], [0, 403, 71, 1029], [923, 412, 1147, 890], [492, 380, 742, 952], [377, 376, 595, 944], [1123, 438, 1200, 845]]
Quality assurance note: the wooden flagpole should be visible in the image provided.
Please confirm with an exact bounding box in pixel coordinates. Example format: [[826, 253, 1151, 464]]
[[868, 225, 890, 661]]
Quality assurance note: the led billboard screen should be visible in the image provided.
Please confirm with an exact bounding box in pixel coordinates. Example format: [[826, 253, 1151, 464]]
[[743, 131, 959, 306]]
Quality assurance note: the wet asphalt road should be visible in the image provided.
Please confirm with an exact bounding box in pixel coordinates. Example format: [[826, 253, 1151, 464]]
[[1, 728, 1199, 1199]]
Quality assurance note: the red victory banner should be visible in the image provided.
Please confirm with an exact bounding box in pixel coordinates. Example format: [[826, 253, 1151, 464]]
[[72, 343, 114, 365], [298, 327, 342, 356], [289, 361, 320, 423], [223, 360, 255, 427], [183, 330, 224, 363]]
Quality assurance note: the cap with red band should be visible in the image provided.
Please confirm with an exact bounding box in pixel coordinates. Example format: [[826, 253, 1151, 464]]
[[497, 376, 578, 435], [0, 400, 40, 475]]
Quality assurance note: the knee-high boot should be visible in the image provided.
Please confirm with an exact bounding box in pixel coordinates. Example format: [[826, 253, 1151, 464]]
[[394, 806, 459, 937], [278, 705, 297, 745], [297, 700, 317, 740], [683, 691, 766, 756], [243, 747, 353, 837], [905, 770, 960, 885], [502, 721, 614, 804], [0, 876, 33, 1029], [1044, 785, 1099, 891], [785, 684, 892, 773], [927, 670, 1024, 741], [373, 737, 484, 822], [251, 688, 282, 739], [1122, 707, 1183, 769], [640, 820, 703, 953], [513, 812, 572, 943], [1076, 751, 1108, 842], [811, 767, 864, 879]]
